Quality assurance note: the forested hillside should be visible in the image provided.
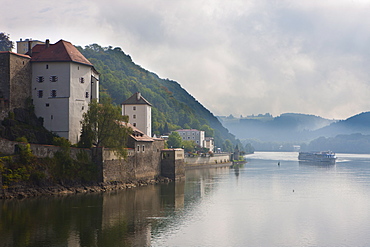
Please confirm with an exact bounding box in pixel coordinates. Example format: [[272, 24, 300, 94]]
[[77, 44, 238, 148]]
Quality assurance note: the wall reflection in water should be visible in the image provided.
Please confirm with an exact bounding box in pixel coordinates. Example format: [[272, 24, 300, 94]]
[[0, 181, 185, 247]]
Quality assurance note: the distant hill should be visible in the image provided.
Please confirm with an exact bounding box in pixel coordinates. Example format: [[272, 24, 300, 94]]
[[220, 113, 336, 142], [77, 44, 238, 147], [314, 112, 370, 137]]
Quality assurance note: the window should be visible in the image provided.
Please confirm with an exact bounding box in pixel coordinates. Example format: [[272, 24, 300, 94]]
[[80, 77, 85, 83], [133, 115, 136, 119], [36, 76, 44, 83], [51, 115, 53, 120], [46, 103, 49, 107], [142, 145, 145, 152], [51, 90, 57, 98], [133, 123, 136, 127], [37, 90, 43, 98], [50, 76, 58, 82], [46, 64, 49, 69], [137, 145, 140, 152], [85, 92, 89, 98], [133, 106, 136, 110]]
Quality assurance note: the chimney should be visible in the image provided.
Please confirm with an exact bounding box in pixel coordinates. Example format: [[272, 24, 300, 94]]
[[136, 92, 141, 101], [28, 40, 32, 56], [45, 39, 50, 49]]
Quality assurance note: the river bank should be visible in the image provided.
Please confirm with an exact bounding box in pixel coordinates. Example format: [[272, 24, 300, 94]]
[[0, 177, 172, 200]]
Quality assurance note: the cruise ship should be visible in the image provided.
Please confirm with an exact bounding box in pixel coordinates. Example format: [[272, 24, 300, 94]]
[[298, 151, 336, 163]]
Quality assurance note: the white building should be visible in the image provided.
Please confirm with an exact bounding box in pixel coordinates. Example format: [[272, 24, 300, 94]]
[[30, 39, 99, 143], [121, 92, 152, 137], [203, 137, 215, 152], [175, 129, 205, 147]]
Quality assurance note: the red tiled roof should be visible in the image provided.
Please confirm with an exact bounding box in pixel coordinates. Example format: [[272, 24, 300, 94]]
[[30, 40, 92, 66], [120, 122, 154, 142], [0, 51, 30, 59]]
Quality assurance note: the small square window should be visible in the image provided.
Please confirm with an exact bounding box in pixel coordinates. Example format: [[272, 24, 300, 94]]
[[133, 106, 136, 110], [38, 90, 43, 98], [80, 77, 85, 83], [50, 76, 58, 82], [46, 103, 50, 107], [133, 123, 136, 127], [36, 76, 44, 83], [133, 115, 136, 119], [51, 90, 57, 98]]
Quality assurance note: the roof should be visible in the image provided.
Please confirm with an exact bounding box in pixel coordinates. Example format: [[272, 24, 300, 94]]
[[121, 92, 152, 106], [0, 51, 31, 59], [121, 122, 154, 142], [30, 40, 93, 66], [175, 129, 202, 132]]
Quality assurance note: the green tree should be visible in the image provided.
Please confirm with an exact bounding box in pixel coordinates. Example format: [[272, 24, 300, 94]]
[[167, 131, 183, 148], [78, 98, 131, 158], [182, 140, 196, 153], [200, 124, 214, 137], [222, 139, 233, 153], [0, 32, 14, 51]]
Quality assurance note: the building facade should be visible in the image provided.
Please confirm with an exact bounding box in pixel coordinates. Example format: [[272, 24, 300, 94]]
[[175, 129, 205, 147], [121, 92, 152, 137], [30, 40, 99, 143], [16, 39, 45, 55], [0, 51, 32, 118]]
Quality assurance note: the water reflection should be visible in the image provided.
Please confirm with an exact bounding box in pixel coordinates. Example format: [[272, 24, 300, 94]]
[[3, 153, 370, 246], [0, 181, 185, 247]]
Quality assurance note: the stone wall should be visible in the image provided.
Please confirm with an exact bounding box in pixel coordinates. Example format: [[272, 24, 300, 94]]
[[99, 139, 166, 183], [185, 154, 231, 167], [0, 52, 31, 119], [0, 137, 182, 185], [0, 137, 91, 159], [161, 149, 185, 180]]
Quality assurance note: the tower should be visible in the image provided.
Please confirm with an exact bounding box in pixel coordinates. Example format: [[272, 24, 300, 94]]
[[121, 92, 152, 137]]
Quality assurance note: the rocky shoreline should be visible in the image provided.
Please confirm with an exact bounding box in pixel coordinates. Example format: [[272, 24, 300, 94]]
[[0, 177, 172, 199]]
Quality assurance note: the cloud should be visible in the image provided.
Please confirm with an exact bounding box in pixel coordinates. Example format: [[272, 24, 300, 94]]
[[2, 0, 370, 119]]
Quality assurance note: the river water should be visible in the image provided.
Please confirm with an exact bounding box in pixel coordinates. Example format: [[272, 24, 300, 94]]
[[2, 152, 370, 247]]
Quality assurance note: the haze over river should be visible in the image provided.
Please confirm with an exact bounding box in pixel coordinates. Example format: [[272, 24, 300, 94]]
[[2, 152, 370, 246]]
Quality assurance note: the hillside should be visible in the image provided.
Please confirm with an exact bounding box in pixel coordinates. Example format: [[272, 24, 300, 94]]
[[314, 112, 370, 137], [77, 44, 238, 147], [220, 113, 336, 142]]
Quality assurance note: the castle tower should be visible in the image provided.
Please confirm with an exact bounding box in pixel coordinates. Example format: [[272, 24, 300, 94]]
[[30, 40, 99, 143], [121, 92, 152, 137]]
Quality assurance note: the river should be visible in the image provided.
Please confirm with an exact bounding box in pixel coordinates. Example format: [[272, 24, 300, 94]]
[[2, 152, 370, 246]]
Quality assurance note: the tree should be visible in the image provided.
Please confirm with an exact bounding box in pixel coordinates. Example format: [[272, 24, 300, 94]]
[[200, 124, 214, 137], [167, 131, 183, 148], [182, 140, 196, 152], [78, 98, 131, 158], [222, 139, 233, 153], [0, 33, 14, 51]]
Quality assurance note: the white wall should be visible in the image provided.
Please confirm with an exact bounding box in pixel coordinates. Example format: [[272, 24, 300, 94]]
[[122, 104, 151, 137], [32, 61, 98, 143]]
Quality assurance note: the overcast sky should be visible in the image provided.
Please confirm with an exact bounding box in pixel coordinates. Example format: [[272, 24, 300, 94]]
[[2, 0, 370, 119]]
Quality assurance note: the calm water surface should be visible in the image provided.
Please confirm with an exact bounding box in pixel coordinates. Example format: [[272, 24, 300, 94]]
[[2, 152, 370, 246]]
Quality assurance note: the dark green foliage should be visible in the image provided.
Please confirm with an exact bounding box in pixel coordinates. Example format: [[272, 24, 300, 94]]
[[167, 132, 183, 148], [77, 44, 237, 147], [0, 32, 14, 51], [78, 98, 131, 158], [0, 108, 55, 144]]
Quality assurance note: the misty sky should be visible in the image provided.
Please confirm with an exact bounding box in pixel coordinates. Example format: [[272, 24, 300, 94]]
[[2, 0, 370, 119]]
